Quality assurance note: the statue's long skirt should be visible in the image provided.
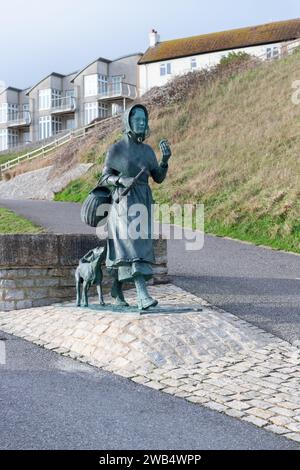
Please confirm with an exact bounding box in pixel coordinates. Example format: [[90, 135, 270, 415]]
[[105, 181, 156, 282]]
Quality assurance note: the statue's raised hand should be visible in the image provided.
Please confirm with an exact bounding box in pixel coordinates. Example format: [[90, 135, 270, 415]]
[[159, 139, 172, 164]]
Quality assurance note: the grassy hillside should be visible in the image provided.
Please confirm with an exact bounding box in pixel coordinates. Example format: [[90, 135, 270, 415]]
[[0, 149, 29, 166], [55, 52, 300, 253], [0, 208, 44, 234]]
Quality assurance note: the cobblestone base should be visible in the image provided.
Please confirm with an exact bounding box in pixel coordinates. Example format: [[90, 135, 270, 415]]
[[0, 284, 300, 443]]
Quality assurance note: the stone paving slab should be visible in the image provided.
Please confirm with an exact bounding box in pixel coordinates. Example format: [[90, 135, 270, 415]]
[[0, 283, 300, 444]]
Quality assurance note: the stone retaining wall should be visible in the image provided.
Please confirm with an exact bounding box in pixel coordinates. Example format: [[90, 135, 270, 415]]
[[0, 234, 168, 311]]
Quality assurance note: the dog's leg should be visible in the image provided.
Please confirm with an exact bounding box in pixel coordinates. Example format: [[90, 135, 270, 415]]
[[75, 273, 81, 307], [82, 281, 89, 307], [96, 282, 105, 306]]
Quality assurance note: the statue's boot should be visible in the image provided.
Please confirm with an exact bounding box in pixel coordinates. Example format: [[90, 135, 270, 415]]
[[111, 279, 129, 307], [134, 274, 158, 310]]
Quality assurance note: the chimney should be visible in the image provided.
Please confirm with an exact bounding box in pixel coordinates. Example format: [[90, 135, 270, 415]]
[[149, 29, 160, 47]]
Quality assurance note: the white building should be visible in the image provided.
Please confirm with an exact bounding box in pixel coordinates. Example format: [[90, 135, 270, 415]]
[[138, 19, 300, 94]]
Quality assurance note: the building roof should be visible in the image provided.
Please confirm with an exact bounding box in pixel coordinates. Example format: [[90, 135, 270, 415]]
[[112, 52, 143, 62], [71, 53, 142, 82], [71, 57, 111, 82], [0, 86, 26, 96], [26, 72, 66, 95], [138, 18, 300, 64]]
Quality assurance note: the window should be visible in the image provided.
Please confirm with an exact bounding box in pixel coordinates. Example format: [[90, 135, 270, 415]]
[[0, 129, 19, 150], [0, 104, 8, 123], [22, 103, 30, 123], [273, 47, 279, 59], [23, 131, 30, 144], [84, 102, 98, 125], [39, 116, 62, 139], [112, 103, 123, 116], [52, 116, 62, 135], [7, 104, 19, 122], [51, 89, 62, 108], [160, 63, 172, 76], [84, 102, 108, 125], [66, 118, 75, 130], [39, 89, 51, 110], [98, 75, 108, 96], [266, 47, 280, 60], [8, 129, 18, 147], [99, 103, 108, 118], [65, 89, 75, 97], [191, 58, 197, 69], [39, 116, 51, 139], [111, 76, 122, 95], [0, 104, 19, 123], [84, 74, 98, 97], [63, 90, 75, 109], [0, 129, 7, 151]]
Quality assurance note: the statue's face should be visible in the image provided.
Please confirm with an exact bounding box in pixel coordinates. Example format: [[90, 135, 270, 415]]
[[129, 108, 147, 136]]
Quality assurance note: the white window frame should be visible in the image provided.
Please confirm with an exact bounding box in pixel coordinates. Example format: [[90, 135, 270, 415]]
[[66, 118, 75, 130], [160, 63, 172, 76], [39, 116, 51, 139], [39, 89, 51, 110], [84, 102, 109, 124], [99, 102, 108, 118], [65, 89, 75, 97], [0, 129, 19, 150], [8, 129, 18, 147], [52, 116, 62, 135], [111, 75, 122, 95], [51, 89, 62, 108], [0, 129, 8, 150], [191, 57, 197, 69], [266, 46, 280, 60], [98, 75, 108, 96], [84, 74, 98, 97], [84, 102, 98, 125], [112, 102, 123, 116], [7, 104, 19, 122], [272, 46, 279, 59], [0, 104, 8, 123], [39, 115, 62, 139]]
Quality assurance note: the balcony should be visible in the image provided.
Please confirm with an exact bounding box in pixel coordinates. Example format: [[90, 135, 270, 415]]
[[51, 96, 76, 115], [97, 82, 137, 101], [7, 111, 31, 128]]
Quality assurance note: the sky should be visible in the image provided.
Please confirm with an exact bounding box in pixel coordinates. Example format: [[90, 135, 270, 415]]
[[0, 0, 299, 89]]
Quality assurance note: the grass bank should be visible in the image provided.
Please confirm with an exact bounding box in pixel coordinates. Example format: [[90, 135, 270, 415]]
[[0, 207, 44, 234]]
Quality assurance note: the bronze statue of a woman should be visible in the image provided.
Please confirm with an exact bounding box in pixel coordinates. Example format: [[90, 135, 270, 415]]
[[99, 104, 171, 310]]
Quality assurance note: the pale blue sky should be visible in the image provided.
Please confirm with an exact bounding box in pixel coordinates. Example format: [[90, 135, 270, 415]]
[[0, 0, 299, 89]]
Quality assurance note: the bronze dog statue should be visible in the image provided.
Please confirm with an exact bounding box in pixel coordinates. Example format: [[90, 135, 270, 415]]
[[75, 245, 107, 307]]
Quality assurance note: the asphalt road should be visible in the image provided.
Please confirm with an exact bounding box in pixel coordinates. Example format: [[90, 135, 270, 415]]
[[1, 199, 299, 343], [0, 331, 298, 450]]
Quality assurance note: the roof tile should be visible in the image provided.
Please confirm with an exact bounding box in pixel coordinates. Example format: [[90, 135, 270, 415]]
[[139, 18, 300, 64]]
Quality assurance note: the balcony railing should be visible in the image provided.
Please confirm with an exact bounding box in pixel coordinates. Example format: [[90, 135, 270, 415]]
[[7, 110, 31, 128], [51, 96, 76, 114], [97, 82, 137, 100]]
